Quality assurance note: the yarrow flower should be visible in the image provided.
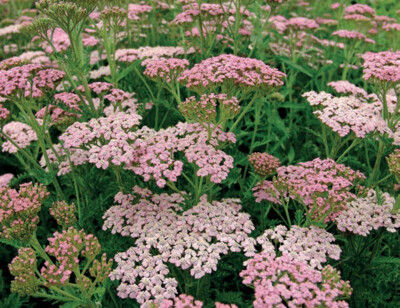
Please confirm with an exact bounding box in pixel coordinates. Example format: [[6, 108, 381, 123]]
[[387, 149, 400, 179], [41, 227, 113, 287], [253, 158, 365, 223], [49, 201, 77, 229], [332, 30, 375, 44], [240, 252, 352, 308], [336, 190, 400, 236], [0, 182, 48, 242], [104, 188, 257, 305], [361, 51, 400, 84], [303, 91, 390, 138], [179, 93, 240, 128], [9, 248, 39, 296], [0, 173, 13, 187], [1, 121, 38, 153], [178, 54, 286, 94], [248, 152, 280, 178], [256, 225, 341, 269], [143, 57, 189, 83]]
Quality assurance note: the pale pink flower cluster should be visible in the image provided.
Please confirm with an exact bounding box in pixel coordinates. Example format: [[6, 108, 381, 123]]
[[90, 65, 111, 80], [0, 173, 13, 187], [142, 58, 189, 83], [256, 225, 341, 269], [303, 91, 389, 138], [0, 103, 10, 121], [361, 51, 400, 84], [344, 4, 375, 16], [58, 112, 142, 169], [104, 188, 257, 304], [0, 51, 51, 70], [382, 23, 400, 32], [179, 54, 286, 93], [332, 30, 375, 44], [128, 3, 152, 20], [0, 182, 48, 242], [159, 294, 203, 308], [253, 158, 366, 223], [0, 64, 42, 97], [28, 68, 65, 98], [116, 46, 192, 63], [1, 121, 38, 153], [285, 17, 319, 30], [240, 252, 351, 308], [248, 152, 280, 178], [41, 227, 112, 287], [336, 190, 400, 236], [56, 117, 235, 186], [328, 80, 368, 98], [0, 24, 22, 37]]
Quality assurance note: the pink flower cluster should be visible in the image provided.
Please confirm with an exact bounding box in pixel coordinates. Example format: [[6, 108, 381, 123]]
[[336, 190, 400, 236], [256, 225, 341, 269], [285, 17, 319, 30], [240, 252, 352, 308], [0, 173, 13, 187], [0, 64, 42, 97], [0, 182, 48, 242], [253, 158, 366, 223], [179, 54, 286, 93], [361, 51, 400, 84], [328, 80, 368, 98], [104, 187, 257, 304], [1, 121, 37, 153], [344, 4, 375, 17], [179, 93, 240, 125], [143, 57, 189, 83], [159, 294, 203, 308], [49, 201, 77, 229], [303, 91, 389, 138], [41, 227, 112, 287], [387, 149, 400, 177], [332, 30, 375, 44], [9, 247, 39, 295], [248, 152, 280, 178], [116, 46, 192, 63]]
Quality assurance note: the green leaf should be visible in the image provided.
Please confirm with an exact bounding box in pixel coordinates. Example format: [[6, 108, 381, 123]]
[[275, 55, 315, 77], [0, 238, 24, 248], [288, 146, 295, 163], [60, 302, 82, 308]]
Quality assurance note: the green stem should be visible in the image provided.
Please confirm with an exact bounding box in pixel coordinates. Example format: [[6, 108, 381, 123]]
[[369, 138, 385, 186], [229, 95, 258, 132]]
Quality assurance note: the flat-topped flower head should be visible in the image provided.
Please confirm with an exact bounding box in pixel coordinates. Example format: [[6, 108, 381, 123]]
[[104, 189, 256, 305], [332, 30, 375, 44], [178, 54, 286, 94], [253, 158, 365, 223], [0, 182, 48, 242], [41, 227, 112, 287], [256, 225, 341, 269], [361, 51, 400, 84], [336, 190, 400, 236], [303, 91, 389, 138], [240, 252, 352, 308], [143, 57, 189, 83], [1, 122, 38, 154]]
